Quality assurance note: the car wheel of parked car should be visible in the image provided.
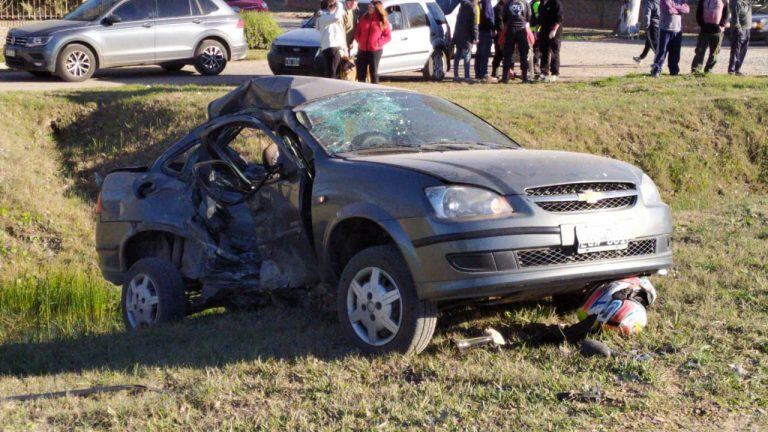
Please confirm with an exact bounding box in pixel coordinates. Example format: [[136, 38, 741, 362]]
[[161, 63, 186, 72], [337, 245, 437, 355], [194, 40, 228, 76], [121, 258, 187, 330], [56, 43, 96, 82], [423, 49, 448, 81], [28, 71, 51, 78]]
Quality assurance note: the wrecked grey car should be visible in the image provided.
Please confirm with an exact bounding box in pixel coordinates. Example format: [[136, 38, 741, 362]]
[[95, 76, 673, 354]]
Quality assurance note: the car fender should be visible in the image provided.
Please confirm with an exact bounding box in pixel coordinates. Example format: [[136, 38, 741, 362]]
[[48, 33, 104, 68], [117, 222, 191, 272], [192, 30, 234, 56], [320, 202, 422, 284]]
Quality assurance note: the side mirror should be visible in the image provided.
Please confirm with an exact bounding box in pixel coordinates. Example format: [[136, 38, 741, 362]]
[[102, 13, 122, 25], [193, 160, 253, 206]]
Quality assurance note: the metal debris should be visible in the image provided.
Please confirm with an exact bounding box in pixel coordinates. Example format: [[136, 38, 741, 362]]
[[453, 328, 506, 352]]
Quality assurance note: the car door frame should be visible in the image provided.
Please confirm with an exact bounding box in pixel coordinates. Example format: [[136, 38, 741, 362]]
[[97, 0, 158, 67], [153, 0, 201, 62], [398, 2, 433, 70], [379, 3, 411, 73]]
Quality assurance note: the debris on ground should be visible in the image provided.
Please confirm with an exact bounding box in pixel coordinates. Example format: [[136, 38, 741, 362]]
[[556, 385, 622, 406], [453, 328, 506, 352], [729, 363, 749, 378], [2, 385, 160, 402], [580, 339, 613, 358]]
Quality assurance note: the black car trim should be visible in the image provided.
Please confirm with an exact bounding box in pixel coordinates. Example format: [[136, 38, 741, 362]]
[[412, 226, 561, 248]]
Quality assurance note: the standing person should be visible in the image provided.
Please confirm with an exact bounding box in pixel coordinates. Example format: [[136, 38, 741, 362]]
[[316, 0, 347, 79], [452, 0, 479, 82], [650, 0, 690, 77], [475, 0, 496, 82], [537, 0, 563, 82], [728, 0, 752, 75], [343, 0, 359, 51], [500, 0, 532, 83], [633, 0, 660, 64], [354, 0, 391, 83], [691, 0, 729, 74], [528, 0, 542, 80], [491, 0, 508, 78]]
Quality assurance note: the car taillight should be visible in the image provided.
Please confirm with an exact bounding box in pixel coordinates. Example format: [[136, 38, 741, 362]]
[[237, 18, 244, 29], [95, 192, 103, 215]]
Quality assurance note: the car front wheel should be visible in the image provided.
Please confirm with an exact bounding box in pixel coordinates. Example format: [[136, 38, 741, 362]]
[[122, 258, 187, 330], [337, 245, 437, 355], [194, 40, 228, 76], [56, 43, 96, 82], [423, 49, 448, 81]]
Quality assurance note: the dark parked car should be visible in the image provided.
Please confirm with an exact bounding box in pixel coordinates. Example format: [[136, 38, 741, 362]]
[[96, 76, 673, 354], [226, 0, 269, 12], [752, 6, 768, 43]]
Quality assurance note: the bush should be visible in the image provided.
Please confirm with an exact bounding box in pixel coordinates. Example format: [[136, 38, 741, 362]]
[[242, 11, 282, 50]]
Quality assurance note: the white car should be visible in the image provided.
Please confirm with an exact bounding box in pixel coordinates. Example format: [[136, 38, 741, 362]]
[[268, 0, 458, 79]]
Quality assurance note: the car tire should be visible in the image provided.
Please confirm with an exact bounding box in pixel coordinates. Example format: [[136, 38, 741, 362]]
[[28, 71, 51, 78], [122, 258, 187, 330], [56, 43, 96, 82], [194, 39, 228, 76], [337, 245, 437, 355], [161, 63, 185, 72], [423, 49, 448, 81]]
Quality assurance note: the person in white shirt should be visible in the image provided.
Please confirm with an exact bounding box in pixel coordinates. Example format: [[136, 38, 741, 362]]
[[316, 0, 348, 78]]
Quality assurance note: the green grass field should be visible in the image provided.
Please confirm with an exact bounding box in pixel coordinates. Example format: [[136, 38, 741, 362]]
[[0, 76, 766, 430]]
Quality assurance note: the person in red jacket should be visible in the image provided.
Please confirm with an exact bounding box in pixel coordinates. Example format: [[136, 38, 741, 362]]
[[354, 0, 392, 83]]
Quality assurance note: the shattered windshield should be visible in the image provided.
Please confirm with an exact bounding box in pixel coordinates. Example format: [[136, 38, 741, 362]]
[[298, 90, 519, 156], [65, 0, 122, 21]]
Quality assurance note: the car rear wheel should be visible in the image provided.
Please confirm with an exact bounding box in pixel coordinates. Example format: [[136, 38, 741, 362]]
[[122, 258, 187, 330], [56, 43, 96, 82], [194, 40, 228, 76], [423, 49, 448, 81], [337, 246, 437, 355]]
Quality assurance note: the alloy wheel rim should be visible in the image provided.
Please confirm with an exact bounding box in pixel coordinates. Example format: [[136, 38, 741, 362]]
[[201, 46, 224, 71], [347, 267, 402, 346], [65, 50, 91, 77], [125, 273, 160, 328]]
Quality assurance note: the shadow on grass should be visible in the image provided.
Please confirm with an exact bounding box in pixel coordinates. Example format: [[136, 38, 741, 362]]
[[0, 305, 353, 378]]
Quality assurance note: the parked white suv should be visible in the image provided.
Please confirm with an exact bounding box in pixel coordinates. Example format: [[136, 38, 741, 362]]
[[267, 0, 454, 80]]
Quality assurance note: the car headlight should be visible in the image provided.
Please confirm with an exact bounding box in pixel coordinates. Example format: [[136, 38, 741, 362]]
[[425, 186, 514, 220], [639, 173, 662, 205], [26, 36, 52, 47]]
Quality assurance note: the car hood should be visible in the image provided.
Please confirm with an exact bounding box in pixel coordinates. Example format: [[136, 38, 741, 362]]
[[273, 28, 320, 47], [353, 149, 644, 195], [10, 20, 86, 36]]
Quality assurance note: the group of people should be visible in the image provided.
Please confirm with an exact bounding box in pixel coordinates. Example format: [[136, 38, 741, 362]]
[[315, 0, 391, 83], [633, 0, 754, 76], [314, 0, 755, 85], [453, 0, 563, 83]]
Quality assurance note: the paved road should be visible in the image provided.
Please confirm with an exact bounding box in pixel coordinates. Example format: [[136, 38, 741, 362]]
[[0, 39, 765, 91]]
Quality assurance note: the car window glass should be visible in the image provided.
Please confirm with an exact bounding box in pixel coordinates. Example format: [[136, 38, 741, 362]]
[[112, 0, 155, 21], [195, 0, 220, 14], [157, 0, 193, 18], [386, 6, 405, 30], [402, 3, 428, 28], [164, 142, 200, 175]]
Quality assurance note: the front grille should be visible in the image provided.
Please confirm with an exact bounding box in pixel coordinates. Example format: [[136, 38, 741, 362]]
[[537, 196, 637, 212], [526, 182, 635, 197], [5, 35, 28, 46], [516, 239, 657, 268], [526, 182, 637, 213]]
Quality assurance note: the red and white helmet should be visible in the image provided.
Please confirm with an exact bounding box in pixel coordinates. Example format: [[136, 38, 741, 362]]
[[596, 298, 648, 335], [577, 277, 657, 327]]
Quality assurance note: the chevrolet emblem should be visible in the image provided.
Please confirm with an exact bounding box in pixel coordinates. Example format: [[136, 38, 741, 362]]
[[577, 190, 603, 204], [10, 36, 15, 45]]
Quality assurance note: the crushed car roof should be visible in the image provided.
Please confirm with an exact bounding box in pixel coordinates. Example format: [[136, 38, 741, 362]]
[[207, 76, 387, 118]]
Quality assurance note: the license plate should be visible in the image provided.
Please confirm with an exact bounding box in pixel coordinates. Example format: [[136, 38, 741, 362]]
[[576, 223, 629, 254], [4, 48, 15, 58], [285, 57, 300, 67]]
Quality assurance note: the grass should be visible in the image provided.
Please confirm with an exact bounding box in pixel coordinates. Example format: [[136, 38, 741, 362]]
[[0, 76, 766, 430], [246, 48, 269, 61]]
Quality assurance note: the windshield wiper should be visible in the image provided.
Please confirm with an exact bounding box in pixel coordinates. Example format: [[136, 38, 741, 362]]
[[420, 141, 514, 151], [344, 145, 422, 155]]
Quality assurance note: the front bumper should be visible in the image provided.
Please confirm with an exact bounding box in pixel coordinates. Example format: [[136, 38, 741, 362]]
[[394, 200, 674, 302], [267, 45, 322, 76], [3, 44, 54, 72]]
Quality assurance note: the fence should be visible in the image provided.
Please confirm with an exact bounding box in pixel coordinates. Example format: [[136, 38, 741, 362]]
[[0, 0, 81, 21]]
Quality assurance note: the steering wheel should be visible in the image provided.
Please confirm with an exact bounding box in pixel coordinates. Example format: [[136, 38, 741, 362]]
[[351, 131, 391, 149]]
